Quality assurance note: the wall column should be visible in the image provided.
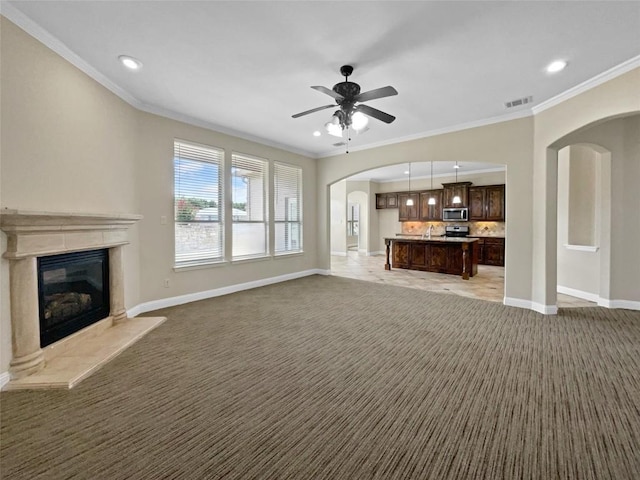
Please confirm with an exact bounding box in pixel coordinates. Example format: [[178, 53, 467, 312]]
[[109, 246, 128, 324], [9, 256, 45, 378]]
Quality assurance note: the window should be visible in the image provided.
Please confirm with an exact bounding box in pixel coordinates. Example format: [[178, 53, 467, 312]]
[[174, 140, 224, 266], [232, 153, 268, 259], [347, 203, 359, 236], [274, 162, 303, 254]]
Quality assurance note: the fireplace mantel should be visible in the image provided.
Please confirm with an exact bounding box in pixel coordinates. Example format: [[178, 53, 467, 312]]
[[1, 209, 152, 384], [1, 209, 143, 259]]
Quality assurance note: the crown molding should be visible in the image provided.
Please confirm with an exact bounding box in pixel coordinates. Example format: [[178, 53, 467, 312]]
[[3, 3, 637, 161], [1, 2, 141, 107], [531, 55, 640, 114], [317, 109, 534, 159], [0, 4, 316, 160], [137, 102, 315, 158]]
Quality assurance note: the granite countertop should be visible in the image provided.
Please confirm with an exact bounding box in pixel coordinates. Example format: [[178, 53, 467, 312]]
[[387, 236, 479, 243], [467, 235, 505, 239]]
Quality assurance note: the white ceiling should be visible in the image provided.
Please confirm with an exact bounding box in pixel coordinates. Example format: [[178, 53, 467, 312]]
[[348, 161, 504, 183], [3, 1, 640, 161]]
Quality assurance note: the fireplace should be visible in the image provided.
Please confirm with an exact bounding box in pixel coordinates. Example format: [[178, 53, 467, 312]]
[[38, 249, 110, 347], [0, 210, 144, 380]]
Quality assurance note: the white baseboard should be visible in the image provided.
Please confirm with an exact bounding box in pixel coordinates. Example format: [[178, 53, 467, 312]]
[[127, 269, 328, 317], [507, 291, 640, 313], [330, 251, 347, 257], [557, 285, 600, 303], [0, 371, 11, 390], [532, 302, 558, 315], [597, 298, 640, 311], [557, 286, 640, 311], [503, 297, 558, 315], [503, 297, 532, 310], [368, 251, 385, 256]]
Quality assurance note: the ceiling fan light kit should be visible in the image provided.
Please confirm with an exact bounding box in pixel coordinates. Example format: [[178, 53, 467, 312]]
[[292, 65, 398, 150]]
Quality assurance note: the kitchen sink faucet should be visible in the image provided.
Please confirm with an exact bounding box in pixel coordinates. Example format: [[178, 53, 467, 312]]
[[422, 225, 434, 239]]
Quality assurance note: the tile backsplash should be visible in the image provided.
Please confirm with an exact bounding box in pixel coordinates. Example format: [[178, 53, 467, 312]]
[[402, 221, 505, 237]]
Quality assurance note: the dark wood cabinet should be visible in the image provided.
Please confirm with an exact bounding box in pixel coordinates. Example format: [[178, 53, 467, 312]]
[[484, 237, 505, 266], [468, 187, 486, 219], [468, 184, 505, 221], [386, 239, 478, 279], [375, 193, 398, 209], [442, 182, 472, 208], [419, 190, 443, 221], [470, 237, 505, 266], [398, 193, 419, 221], [486, 185, 505, 220]]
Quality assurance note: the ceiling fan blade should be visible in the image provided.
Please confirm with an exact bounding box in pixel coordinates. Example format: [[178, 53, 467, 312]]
[[292, 104, 335, 118], [356, 104, 396, 124], [311, 85, 343, 101], [355, 86, 398, 103]]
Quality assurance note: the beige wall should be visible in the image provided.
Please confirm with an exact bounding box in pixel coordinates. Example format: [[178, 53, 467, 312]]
[[0, 17, 141, 371], [376, 169, 505, 194], [557, 146, 601, 296], [532, 68, 640, 308], [0, 17, 318, 374], [135, 111, 317, 304], [316, 121, 533, 302], [330, 181, 347, 255], [346, 180, 375, 254], [2, 15, 638, 377], [552, 115, 639, 303]]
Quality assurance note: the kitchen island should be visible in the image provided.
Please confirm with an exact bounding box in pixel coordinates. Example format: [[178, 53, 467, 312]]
[[384, 236, 479, 279]]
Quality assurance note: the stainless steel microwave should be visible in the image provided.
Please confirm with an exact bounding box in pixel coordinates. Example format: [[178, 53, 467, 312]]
[[443, 207, 468, 221]]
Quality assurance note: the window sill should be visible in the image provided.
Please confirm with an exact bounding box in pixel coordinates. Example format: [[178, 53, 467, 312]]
[[231, 255, 271, 265], [563, 244, 599, 252], [174, 260, 229, 272], [274, 251, 304, 259]]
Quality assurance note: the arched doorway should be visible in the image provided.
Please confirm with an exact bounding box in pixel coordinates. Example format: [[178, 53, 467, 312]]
[[541, 113, 639, 311], [556, 143, 611, 307]]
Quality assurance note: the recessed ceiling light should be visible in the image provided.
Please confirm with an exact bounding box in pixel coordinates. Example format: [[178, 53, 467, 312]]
[[118, 55, 143, 70], [546, 60, 567, 73], [313, 131, 321, 137], [453, 164, 460, 169], [404, 170, 410, 175]]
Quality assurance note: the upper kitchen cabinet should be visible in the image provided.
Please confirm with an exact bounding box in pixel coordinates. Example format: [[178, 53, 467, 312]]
[[419, 190, 443, 221], [398, 193, 420, 221], [375, 193, 398, 209], [469, 185, 505, 221], [442, 182, 472, 208]]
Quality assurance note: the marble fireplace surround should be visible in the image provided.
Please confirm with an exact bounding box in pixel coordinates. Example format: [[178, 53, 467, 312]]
[[1, 210, 165, 389]]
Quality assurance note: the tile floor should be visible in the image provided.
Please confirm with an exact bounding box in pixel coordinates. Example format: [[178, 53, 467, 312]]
[[331, 251, 596, 308]]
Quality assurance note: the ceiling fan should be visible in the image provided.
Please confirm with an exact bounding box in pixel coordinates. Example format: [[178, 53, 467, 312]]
[[292, 65, 398, 138]]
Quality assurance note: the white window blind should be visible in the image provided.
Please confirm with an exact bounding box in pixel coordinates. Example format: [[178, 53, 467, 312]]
[[232, 153, 268, 259], [174, 140, 224, 266], [274, 162, 303, 254]]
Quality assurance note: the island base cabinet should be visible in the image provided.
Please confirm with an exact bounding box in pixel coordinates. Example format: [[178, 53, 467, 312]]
[[392, 242, 410, 268], [389, 240, 478, 278]]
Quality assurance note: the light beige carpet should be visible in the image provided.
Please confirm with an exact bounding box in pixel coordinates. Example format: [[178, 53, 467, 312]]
[[1, 275, 639, 479]]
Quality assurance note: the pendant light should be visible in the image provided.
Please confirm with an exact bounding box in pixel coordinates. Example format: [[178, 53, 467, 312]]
[[428, 161, 436, 205], [406, 163, 414, 206], [452, 161, 462, 204]]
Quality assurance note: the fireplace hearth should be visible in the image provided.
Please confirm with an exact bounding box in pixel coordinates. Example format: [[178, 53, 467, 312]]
[[38, 249, 110, 347]]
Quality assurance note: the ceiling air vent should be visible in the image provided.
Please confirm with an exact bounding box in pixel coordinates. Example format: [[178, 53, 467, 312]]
[[333, 142, 347, 147], [504, 96, 533, 109]]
